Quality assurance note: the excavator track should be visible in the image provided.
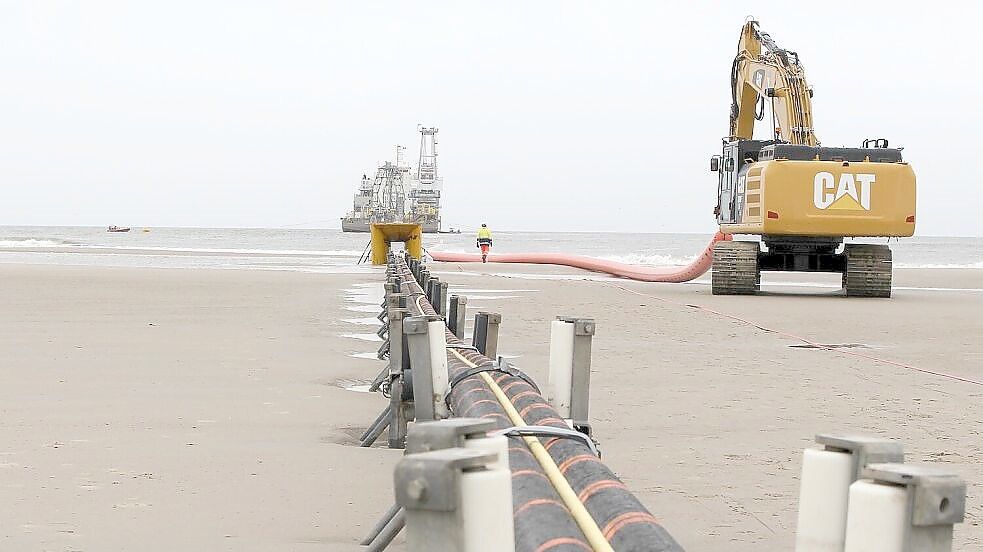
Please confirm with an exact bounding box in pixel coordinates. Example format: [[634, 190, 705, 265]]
[[842, 244, 892, 298], [711, 241, 760, 295]]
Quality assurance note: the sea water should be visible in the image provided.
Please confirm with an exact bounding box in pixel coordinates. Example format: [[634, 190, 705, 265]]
[[0, 226, 980, 272]]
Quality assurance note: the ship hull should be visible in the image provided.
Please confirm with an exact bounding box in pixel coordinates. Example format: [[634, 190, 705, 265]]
[[341, 220, 440, 233]]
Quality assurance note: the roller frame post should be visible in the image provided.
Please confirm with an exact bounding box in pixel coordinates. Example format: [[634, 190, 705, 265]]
[[397, 421, 510, 552], [795, 434, 905, 551], [448, 295, 468, 339], [472, 312, 501, 358], [557, 316, 595, 436], [383, 281, 397, 297], [436, 281, 449, 317], [426, 278, 438, 309], [387, 307, 409, 378], [388, 376, 412, 449], [848, 463, 966, 552], [404, 315, 443, 422], [395, 449, 496, 552], [387, 307, 411, 448]]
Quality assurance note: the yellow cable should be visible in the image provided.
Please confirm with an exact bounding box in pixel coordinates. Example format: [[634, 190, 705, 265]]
[[449, 349, 614, 552]]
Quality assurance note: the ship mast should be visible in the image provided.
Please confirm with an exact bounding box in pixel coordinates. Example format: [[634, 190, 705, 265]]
[[417, 127, 438, 184], [405, 125, 442, 232]]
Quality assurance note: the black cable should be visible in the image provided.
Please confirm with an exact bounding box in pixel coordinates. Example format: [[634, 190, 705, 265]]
[[445, 358, 541, 411]]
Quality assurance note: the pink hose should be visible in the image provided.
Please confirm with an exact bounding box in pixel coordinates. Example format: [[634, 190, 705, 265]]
[[429, 232, 732, 283]]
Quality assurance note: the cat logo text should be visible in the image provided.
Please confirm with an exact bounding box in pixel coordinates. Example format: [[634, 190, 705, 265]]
[[813, 172, 874, 211]]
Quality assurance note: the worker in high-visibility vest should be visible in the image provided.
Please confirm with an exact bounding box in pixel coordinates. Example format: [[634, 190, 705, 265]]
[[476, 223, 493, 263]]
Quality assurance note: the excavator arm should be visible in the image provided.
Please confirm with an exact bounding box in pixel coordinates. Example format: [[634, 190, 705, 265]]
[[729, 21, 818, 146]]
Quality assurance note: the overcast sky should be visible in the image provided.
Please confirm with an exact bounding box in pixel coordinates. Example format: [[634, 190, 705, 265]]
[[1, 1, 980, 235]]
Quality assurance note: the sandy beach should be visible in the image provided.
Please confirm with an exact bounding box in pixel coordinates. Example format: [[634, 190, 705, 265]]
[[1, 263, 980, 550]]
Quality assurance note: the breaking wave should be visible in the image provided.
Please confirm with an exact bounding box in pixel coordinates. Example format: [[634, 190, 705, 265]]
[[598, 253, 697, 266], [0, 238, 80, 248], [67, 245, 361, 257], [895, 261, 983, 269]]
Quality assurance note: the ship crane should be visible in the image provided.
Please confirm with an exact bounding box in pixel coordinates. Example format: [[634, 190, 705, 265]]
[[341, 126, 446, 233]]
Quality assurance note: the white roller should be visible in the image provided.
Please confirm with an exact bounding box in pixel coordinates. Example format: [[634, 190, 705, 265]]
[[460, 467, 515, 552], [547, 320, 575, 418], [843, 480, 907, 552], [465, 434, 510, 472], [428, 320, 449, 396], [795, 448, 854, 551]]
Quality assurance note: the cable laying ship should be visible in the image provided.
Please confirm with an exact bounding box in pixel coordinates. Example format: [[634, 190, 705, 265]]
[[341, 126, 444, 233]]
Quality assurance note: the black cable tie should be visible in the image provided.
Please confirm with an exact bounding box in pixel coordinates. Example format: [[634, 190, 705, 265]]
[[445, 344, 479, 352], [494, 425, 601, 457]]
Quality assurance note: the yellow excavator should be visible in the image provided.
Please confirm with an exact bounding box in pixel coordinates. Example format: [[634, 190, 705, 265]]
[[711, 20, 916, 297]]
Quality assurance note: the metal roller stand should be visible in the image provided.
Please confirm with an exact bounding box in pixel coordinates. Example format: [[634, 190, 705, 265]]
[[426, 279, 438, 313], [447, 295, 468, 339], [383, 281, 397, 297], [557, 316, 595, 436], [426, 277, 438, 309], [370, 295, 407, 391], [795, 433, 905, 551], [844, 463, 966, 552], [403, 314, 445, 422], [364, 273, 411, 448], [430, 280, 443, 315], [361, 276, 396, 445], [472, 312, 501, 358], [376, 339, 390, 361], [387, 308, 413, 449], [363, 419, 499, 551], [396, 418, 514, 552], [435, 281, 448, 316], [376, 288, 392, 359], [396, 449, 509, 552]]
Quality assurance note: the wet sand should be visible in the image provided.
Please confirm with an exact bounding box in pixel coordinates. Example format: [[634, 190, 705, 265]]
[[1, 263, 980, 550]]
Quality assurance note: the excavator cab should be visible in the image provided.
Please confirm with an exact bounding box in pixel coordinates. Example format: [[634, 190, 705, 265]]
[[713, 139, 777, 225]]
